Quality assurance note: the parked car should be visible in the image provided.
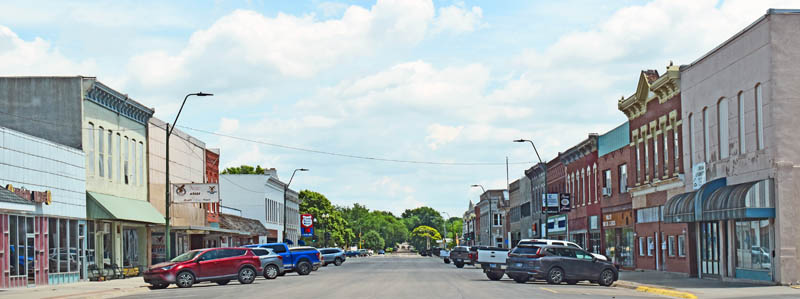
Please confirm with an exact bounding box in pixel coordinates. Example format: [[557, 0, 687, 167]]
[[358, 249, 369, 257], [244, 243, 321, 275], [378, 250, 385, 255], [143, 247, 261, 289], [345, 250, 360, 258], [440, 249, 450, 264], [249, 248, 284, 279], [504, 245, 618, 286], [517, 239, 608, 261], [320, 248, 346, 266], [475, 246, 510, 281], [449, 246, 472, 268]]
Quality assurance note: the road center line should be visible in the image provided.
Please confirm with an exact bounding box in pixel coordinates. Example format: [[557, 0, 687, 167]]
[[539, 287, 559, 294]]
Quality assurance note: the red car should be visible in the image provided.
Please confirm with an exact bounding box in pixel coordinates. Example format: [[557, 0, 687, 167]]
[[144, 247, 262, 289]]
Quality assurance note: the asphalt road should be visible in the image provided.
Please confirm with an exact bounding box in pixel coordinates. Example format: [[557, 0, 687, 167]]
[[119, 253, 666, 299]]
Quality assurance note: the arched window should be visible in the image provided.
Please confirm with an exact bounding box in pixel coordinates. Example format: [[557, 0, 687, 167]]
[[738, 91, 745, 154], [116, 133, 121, 182], [98, 126, 105, 177], [718, 98, 729, 159], [688, 113, 694, 167], [755, 84, 764, 150], [108, 130, 113, 180], [87, 122, 95, 175], [703, 107, 710, 162]]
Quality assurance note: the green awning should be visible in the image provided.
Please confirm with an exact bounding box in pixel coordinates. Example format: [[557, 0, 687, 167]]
[[87, 192, 165, 224]]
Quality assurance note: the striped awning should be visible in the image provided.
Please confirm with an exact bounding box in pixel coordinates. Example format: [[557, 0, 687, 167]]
[[664, 191, 697, 223], [703, 179, 775, 221]]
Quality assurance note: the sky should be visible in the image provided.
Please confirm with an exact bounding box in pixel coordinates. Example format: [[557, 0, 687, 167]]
[[1, 0, 796, 218]]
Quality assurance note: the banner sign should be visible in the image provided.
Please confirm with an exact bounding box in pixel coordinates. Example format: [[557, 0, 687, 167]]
[[692, 162, 706, 190], [172, 183, 220, 203], [301, 214, 314, 237]]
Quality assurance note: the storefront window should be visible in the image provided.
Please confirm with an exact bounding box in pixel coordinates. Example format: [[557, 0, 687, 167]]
[[668, 236, 676, 256], [639, 237, 645, 256], [589, 232, 601, 254], [622, 228, 634, 267], [647, 237, 654, 256], [10, 216, 19, 276], [59, 219, 68, 272], [87, 221, 96, 267], [103, 223, 112, 261], [736, 220, 771, 271], [49, 218, 57, 273], [69, 220, 79, 272], [123, 228, 139, 267], [678, 235, 686, 257], [571, 233, 585, 249]]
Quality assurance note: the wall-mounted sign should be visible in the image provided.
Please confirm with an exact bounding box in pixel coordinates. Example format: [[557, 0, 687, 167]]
[[559, 193, 571, 212], [172, 183, 220, 203], [6, 184, 51, 205], [300, 214, 314, 237], [692, 162, 706, 190], [542, 193, 560, 214]]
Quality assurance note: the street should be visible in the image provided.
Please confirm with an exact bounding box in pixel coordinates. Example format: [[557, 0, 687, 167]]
[[120, 254, 658, 299]]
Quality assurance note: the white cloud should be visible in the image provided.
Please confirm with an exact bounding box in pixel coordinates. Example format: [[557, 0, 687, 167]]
[[219, 118, 240, 134], [433, 3, 484, 34], [426, 123, 463, 150], [0, 25, 96, 75]]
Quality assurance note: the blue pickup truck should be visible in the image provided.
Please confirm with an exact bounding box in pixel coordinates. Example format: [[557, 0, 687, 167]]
[[244, 243, 321, 275]]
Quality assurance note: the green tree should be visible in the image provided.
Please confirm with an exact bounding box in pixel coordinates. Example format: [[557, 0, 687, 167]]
[[363, 230, 385, 251], [221, 165, 266, 174], [299, 190, 350, 247], [410, 225, 441, 250], [444, 217, 463, 248], [401, 207, 444, 233]]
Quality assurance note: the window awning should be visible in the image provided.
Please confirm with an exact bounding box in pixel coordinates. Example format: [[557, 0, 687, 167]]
[[87, 192, 165, 224], [664, 191, 696, 223], [704, 179, 775, 221]]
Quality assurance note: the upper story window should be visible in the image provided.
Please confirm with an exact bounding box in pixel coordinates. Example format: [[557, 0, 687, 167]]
[[636, 141, 642, 182], [663, 131, 668, 175], [619, 164, 628, 193], [108, 130, 113, 180], [674, 126, 679, 171], [718, 98, 729, 159], [654, 133, 659, 178], [603, 169, 611, 190], [123, 136, 129, 185], [138, 142, 144, 185], [644, 137, 649, 178], [98, 126, 105, 177], [87, 122, 95, 175], [703, 107, 710, 162], [131, 138, 137, 185], [738, 91, 746, 154], [116, 133, 121, 182], [755, 84, 764, 150]]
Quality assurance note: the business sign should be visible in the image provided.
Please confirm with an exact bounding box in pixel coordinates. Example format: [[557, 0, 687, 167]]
[[300, 214, 314, 237], [559, 193, 571, 212], [692, 162, 706, 190], [542, 193, 560, 214], [172, 183, 220, 203], [6, 184, 51, 205]]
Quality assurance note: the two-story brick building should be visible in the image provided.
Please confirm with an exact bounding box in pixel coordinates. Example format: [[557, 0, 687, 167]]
[[598, 122, 635, 268]]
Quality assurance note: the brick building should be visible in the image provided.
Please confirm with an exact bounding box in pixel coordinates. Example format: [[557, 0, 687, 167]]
[[561, 135, 601, 253], [545, 155, 567, 240], [598, 122, 635, 268]]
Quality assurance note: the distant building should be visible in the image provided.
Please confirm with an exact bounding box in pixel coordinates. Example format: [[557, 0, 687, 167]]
[[561, 134, 601, 253], [476, 189, 507, 247]]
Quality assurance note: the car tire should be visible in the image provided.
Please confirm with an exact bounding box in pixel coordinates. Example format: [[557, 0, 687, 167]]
[[455, 262, 464, 268], [277, 271, 286, 276], [334, 258, 343, 266], [512, 274, 529, 283], [148, 283, 169, 289], [264, 264, 279, 280], [546, 267, 564, 285], [216, 280, 230, 285], [238, 267, 256, 285], [567, 280, 578, 285], [444, 259, 450, 264], [296, 261, 312, 275], [598, 269, 615, 287], [175, 271, 195, 288], [312, 264, 320, 271], [486, 270, 504, 281]]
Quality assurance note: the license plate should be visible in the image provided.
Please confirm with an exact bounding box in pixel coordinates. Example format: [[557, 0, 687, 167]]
[[489, 264, 496, 268], [515, 263, 523, 267]]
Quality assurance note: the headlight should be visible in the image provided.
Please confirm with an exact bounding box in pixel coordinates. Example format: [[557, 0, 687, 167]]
[[160, 265, 174, 271]]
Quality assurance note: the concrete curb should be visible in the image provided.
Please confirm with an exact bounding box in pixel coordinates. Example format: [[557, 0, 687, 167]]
[[614, 281, 698, 299]]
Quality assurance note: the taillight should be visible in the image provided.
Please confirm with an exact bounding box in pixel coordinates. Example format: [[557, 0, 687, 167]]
[[318, 252, 322, 261], [277, 255, 283, 260]]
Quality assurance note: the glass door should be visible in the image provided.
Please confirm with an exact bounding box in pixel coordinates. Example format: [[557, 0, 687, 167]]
[[701, 222, 721, 277], [26, 235, 35, 285]]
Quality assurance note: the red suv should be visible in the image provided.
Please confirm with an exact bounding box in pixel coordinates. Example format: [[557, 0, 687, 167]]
[[144, 247, 262, 289]]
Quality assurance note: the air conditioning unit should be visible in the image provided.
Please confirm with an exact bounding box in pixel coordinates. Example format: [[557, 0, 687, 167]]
[[602, 187, 612, 197]]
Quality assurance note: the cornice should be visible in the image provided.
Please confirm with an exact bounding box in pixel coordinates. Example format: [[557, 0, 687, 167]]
[[85, 81, 155, 126]]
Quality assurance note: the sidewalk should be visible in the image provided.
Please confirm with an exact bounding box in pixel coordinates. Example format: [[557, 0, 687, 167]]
[[0, 277, 149, 299], [616, 270, 800, 299]]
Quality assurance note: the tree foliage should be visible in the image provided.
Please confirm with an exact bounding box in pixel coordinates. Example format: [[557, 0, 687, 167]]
[[299, 190, 353, 247], [363, 230, 385, 251], [401, 207, 444, 234], [444, 217, 463, 248], [221, 165, 267, 174], [339, 204, 408, 249], [410, 225, 441, 250]]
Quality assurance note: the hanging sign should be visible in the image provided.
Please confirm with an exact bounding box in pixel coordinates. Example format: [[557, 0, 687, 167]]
[[559, 193, 571, 212], [172, 183, 220, 203], [301, 214, 314, 237]]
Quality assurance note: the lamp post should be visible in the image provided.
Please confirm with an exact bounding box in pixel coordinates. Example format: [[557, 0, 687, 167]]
[[165, 92, 213, 260], [441, 211, 451, 249], [471, 184, 489, 246], [283, 168, 308, 244], [514, 139, 546, 239]]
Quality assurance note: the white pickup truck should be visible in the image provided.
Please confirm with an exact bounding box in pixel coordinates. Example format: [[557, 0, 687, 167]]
[[440, 249, 450, 264], [475, 247, 510, 280]]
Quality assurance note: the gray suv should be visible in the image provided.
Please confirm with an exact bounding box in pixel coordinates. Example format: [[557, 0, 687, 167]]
[[250, 248, 285, 279], [320, 248, 346, 266]]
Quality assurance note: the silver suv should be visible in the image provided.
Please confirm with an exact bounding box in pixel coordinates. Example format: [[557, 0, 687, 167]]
[[319, 248, 346, 266], [250, 248, 285, 279]]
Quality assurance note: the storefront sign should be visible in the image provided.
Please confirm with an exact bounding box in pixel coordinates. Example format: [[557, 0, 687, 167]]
[[692, 162, 706, 190], [603, 211, 633, 228], [542, 193, 560, 214], [300, 214, 314, 237], [6, 184, 51, 205], [172, 183, 220, 203], [559, 193, 571, 212]]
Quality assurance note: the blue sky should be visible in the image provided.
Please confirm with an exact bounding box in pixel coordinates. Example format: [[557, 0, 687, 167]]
[[1, 0, 795, 217]]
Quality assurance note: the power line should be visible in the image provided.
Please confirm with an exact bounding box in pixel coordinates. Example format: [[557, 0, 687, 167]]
[[178, 125, 536, 166]]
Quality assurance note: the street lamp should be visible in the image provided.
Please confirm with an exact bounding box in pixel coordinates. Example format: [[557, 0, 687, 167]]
[[471, 184, 491, 246], [165, 92, 213, 260], [283, 168, 308, 244], [514, 138, 546, 239], [441, 211, 451, 249]]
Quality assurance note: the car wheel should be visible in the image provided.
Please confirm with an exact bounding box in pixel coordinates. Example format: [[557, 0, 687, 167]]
[[455, 262, 464, 268], [296, 261, 312, 275], [546, 267, 564, 285], [598, 269, 615, 287], [312, 264, 320, 271], [277, 271, 286, 277], [444, 259, 450, 264], [176, 271, 195, 288], [512, 274, 529, 283], [567, 280, 578, 285], [264, 264, 280, 279], [486, 270, 504, 281], [148, 283, 169, 290], [216, 280, 230, 285], [334, 258, 343, 266], [238, 267, 256, 284]]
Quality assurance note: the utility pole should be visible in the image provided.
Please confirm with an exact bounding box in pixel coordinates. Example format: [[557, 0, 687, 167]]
[[164, 92, 212, 260], [282, 168, 308, 245]]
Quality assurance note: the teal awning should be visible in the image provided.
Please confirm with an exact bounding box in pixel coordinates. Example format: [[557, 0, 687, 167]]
[[704, 179, 775, 220], [87, 192, 165, 224]]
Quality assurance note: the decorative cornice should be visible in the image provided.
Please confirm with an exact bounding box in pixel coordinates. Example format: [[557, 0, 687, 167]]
[[651, 65, 681, 104], [85, 81, 155, 126], [561, 134, 599, 165]]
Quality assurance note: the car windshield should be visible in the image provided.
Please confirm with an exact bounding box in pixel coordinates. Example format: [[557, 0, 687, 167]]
[[171, 250, 202, 262]]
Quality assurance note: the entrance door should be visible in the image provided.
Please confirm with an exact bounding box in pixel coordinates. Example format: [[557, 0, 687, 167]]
[[26, 235, 35, 286], [701, 222, 721, 277]]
